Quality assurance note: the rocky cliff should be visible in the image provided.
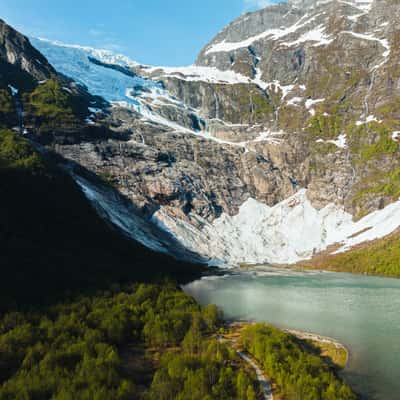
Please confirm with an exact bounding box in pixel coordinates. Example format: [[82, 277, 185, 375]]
[[0, 19, 55, 85], [3, 0, 400, 266]]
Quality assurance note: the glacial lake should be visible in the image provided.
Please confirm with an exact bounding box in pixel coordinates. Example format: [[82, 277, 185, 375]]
[[183, 269, 400, 400]]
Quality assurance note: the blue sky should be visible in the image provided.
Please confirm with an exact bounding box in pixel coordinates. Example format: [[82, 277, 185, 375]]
[[0, 0, 283, 66]]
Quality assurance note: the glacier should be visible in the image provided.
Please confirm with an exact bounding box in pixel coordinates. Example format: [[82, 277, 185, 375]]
[[31, 38, 207, 135], [31, 38, 160, 109], [152, 189, 400, 266]]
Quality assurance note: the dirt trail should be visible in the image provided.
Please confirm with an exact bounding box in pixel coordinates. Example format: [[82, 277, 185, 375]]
[[237, 350, 274, 400], [220, 322, 274, 400]]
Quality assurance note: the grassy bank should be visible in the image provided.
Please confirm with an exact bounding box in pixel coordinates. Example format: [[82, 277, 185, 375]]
[[297, 231, 400, 278], [284, 330, 348, 370]]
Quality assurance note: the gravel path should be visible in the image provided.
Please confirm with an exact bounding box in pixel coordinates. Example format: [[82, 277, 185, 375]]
[[237, 350, 274, 400]]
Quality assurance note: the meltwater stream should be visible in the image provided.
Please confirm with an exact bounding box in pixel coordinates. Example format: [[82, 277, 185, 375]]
[[183, 269, 400, 400]]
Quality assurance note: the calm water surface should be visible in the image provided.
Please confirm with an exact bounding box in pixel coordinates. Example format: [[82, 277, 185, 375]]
[[183, 269, 400, 400]]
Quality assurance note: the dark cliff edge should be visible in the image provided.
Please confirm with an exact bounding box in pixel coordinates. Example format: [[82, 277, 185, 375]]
[[0, 129, 205, 310], [0, 18, 206, 310]]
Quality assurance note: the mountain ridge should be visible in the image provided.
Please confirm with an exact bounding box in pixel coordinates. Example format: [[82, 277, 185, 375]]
[[2, 1, 400, 269]]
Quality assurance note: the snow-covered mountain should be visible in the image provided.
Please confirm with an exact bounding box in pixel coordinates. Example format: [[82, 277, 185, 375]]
[[8, 0, 400, 267]]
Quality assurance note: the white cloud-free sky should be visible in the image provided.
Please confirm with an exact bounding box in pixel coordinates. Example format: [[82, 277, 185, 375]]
[[0, 0, 284, 66]]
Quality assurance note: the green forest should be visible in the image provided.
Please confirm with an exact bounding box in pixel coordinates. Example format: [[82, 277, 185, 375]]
[[0, 283, 359, 400], [240, 324, 357, 400], [0, 283, 259, 400]]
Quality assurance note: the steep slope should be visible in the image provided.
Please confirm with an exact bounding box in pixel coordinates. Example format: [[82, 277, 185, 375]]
[[195, 0, 400, 217], [0, 128, 203, 308], [0, 21, 206, 307], [0, 18, 55, 89], [20, 0, 400, 269]]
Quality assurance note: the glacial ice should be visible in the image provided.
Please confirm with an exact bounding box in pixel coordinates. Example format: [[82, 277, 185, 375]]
[[152, 189, 400, 266]]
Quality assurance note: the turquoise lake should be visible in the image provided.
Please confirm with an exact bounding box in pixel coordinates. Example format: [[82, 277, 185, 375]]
[[183, 269, 400, 400]]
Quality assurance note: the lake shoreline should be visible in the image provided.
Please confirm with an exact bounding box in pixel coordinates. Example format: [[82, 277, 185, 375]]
[[223, 319, 349, 368], [183, 270, 400, 399], [284, 328, 350, 367]]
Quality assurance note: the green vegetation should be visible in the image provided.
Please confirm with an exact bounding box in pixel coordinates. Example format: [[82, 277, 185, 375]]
[[28, 78, 78, 126], [346, 122, 400, 212], [304, 93, 400, 215], [304, 233, 400, 277], [309, 113, 343, 140], [301, 339, 348, 370], [0, 85, 17, 128], [220, 84, 273, 123], [240, 324, 357, 400], [359, 129, 398, 163], [149, 328, 257, 400], [0, 124, 359, 398], [0, 283, 257, 400], [353, 166, 400, 208], [0, 88, 14, 117], [249, 92, 273, 120], [0, 129, 44, 172]]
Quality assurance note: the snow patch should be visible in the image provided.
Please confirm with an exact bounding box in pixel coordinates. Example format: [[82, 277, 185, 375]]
[[74, 175, 168, 253], [338, 0, 373, 12], [356, 115, 382, 126], [31, 38, 291, 150], [287, 96, 303, 106], [205, 13, 321, 54], [8, 84, 18, 96], [305, 98, 325, 109], [88, 107, 102, 114], [32, 38, 156, 108], [266, 80, 295, 98], [145, 65, 252, 85], [32, 38, 206, 136], [280, 25, 333, 47], [305, 98, 324, 115], [341, 31, 390, 69], [316, 134, 347, 149], [36, 38, 138, 68]]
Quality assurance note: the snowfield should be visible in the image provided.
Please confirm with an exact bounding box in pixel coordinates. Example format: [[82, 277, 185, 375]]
[[144, 65, 252, 85], [152, 189, 400, 266]]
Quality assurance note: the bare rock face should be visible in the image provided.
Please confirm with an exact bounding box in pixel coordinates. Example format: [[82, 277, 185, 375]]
[[164, 0, 400, 218], [54, 123, 251, 222], [158, 78, 275, 125], [0, 19, 55, 85]]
